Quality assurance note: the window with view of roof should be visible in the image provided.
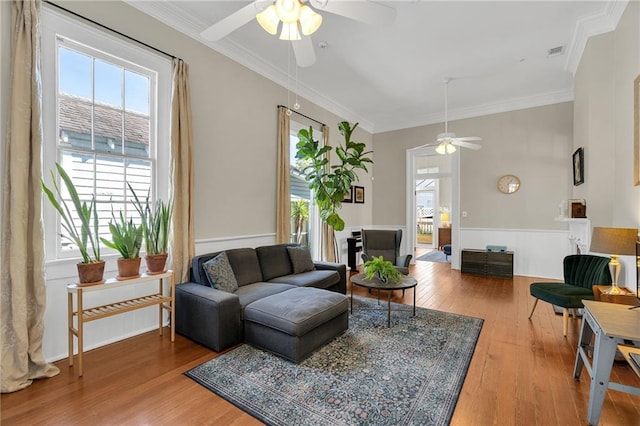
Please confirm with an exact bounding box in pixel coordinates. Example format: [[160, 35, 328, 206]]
[[41, 7, 171, 260]]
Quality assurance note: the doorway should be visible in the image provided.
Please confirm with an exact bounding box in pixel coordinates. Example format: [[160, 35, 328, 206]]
[[406, 146, 459, 268]]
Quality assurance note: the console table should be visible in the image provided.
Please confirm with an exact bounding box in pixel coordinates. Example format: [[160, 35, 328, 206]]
[[67, 270, 175, 376], [573, 300, 640, 425], [461, 249, 513, 278]]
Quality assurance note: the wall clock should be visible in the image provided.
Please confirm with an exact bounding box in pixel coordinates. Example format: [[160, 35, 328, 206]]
[[497, 174, 521, 194]]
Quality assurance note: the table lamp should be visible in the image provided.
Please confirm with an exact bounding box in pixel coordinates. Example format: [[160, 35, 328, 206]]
[[589, 227, 638, 295]]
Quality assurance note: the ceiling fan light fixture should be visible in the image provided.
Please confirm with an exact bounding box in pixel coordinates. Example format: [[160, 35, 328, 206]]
[[279, 22, 301, 40], [446, 143, 456, 154], [299, 5, 322, 35], [256, 5, 279, 35], [275, 0, 302, 23], [435, 143, 446, 155]]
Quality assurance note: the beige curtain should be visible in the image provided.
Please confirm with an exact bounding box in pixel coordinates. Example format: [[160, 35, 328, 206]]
[[170, 58, 195, 283], [275, 106, 291, 244], [321, 124, 337, 262], [1, 0, 60, 393]]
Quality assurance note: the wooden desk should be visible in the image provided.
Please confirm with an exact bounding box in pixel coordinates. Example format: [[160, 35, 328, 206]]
[[67, 270, 174, 376], [573, 300, 640, 425]]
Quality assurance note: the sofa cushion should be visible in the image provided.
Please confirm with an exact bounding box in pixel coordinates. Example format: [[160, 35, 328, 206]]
[[244, 287, 348, 336], [287, 246, 315, 274], [235, 282, 296, 317], [269, 270, 340, 290], [225, 248, 264, 286], [256, 244, 294, 281], [202, 252, 238, 293]]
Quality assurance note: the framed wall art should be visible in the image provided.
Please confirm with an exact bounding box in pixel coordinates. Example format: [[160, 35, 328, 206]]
[[573, 147, 584, 186], [342, 186, 353, 203], [354, 186, 365, 204]]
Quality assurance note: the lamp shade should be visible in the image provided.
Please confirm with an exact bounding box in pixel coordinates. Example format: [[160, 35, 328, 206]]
[[590, 227, 638, 255], [275, 0, 301, 23], [256, 5, 279, 35], [299, 5, 322, 35]]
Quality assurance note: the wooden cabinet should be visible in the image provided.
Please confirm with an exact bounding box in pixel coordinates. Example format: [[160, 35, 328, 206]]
[[437, 227, 451, 250], [461, 249, 513, 278]]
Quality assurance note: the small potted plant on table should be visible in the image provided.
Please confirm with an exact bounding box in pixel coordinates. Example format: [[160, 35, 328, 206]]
[[101, 211, 143, 280], [41, 163, 104, 285], [363, 256, 403, 284]]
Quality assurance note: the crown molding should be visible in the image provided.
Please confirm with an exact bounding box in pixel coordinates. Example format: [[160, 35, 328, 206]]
[[564, 1, 628, 75], [124, 0, 374, 132], [372, 89, 574, 134]]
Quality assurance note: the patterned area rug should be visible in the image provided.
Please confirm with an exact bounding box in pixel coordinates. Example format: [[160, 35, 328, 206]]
[[185, 296, 483, 426], [416, 250, 450, 263]]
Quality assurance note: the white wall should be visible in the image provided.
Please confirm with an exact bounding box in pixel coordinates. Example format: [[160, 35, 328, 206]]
[[574, 1, 639, 293]]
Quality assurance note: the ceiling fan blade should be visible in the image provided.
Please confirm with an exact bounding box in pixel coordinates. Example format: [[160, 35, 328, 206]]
[[310, 0, 396, 26], [455, 136, 482, 142], [291, 36, 316, 67], [200, 1, 265, 41], [452, 140, 482, 150]]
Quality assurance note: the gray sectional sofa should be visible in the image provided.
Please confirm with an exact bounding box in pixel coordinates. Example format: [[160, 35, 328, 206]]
[[175, 243, 348, 362]]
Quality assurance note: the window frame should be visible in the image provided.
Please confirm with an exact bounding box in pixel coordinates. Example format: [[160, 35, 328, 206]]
[[41, 6, 171, 263]]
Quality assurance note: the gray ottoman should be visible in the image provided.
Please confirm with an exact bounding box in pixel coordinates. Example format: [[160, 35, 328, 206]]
[[243, 287, 348, 363]]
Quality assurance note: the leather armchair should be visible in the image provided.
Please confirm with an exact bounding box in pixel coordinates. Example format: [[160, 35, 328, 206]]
[[360, 229, 412, 274]]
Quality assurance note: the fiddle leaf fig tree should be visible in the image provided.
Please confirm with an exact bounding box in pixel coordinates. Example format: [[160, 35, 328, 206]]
[[296, 121, 373, 231]]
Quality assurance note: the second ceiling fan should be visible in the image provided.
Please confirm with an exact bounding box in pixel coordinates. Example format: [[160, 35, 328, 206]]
[[200, 0, 396, 67], [433, 78, 482, 155]]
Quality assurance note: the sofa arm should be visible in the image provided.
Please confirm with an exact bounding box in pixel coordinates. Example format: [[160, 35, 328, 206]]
[[314, 261, 347, 294], [175, 283, 242, 351]]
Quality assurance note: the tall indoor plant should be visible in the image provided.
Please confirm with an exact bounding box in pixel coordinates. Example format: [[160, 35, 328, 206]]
[[296, 121, 373, 231], [129, 184, 173, 274], [101, 210, 143, 279], [41, 162, 104, 284]]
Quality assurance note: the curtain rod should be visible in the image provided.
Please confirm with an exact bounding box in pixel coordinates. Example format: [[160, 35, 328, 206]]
[[278, 105, 326, 127], [43, 0, 180, 61]]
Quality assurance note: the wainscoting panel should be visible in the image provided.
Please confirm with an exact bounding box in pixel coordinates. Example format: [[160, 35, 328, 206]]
[[460, 228, 572, 280]]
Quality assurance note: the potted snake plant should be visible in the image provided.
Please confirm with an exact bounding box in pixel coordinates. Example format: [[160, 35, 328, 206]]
[[101, 210, 143, 280], [129, 184, 173, 274], [41, 162, 104, 285]]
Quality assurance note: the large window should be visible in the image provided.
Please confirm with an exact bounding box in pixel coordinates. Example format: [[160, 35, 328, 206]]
[[289, 120, 322, 258], [41, 7, 171, 260]]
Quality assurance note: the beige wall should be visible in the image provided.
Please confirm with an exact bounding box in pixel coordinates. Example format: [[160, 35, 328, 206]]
[[40, 1, 373, 240], [573, 0, 639, 230], [373, 102, 574, 229]]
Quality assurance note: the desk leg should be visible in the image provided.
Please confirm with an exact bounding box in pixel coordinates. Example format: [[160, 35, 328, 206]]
[[586, 328, 618, 425], [573, 314, 593, 380]]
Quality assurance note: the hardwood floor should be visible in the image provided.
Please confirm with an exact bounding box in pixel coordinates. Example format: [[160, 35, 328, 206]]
[[3, 260, 639, 425]]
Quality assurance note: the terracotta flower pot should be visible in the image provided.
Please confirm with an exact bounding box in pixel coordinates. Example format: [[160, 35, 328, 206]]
[[77, 261, 105, 285], [116, 257, 141, 280], [145, 253, 168, 275]]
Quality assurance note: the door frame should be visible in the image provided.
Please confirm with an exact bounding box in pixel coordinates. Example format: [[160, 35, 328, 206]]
[[406, 146, 461, 269]]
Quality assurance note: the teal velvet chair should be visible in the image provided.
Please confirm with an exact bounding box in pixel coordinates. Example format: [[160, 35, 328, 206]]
[[528, 254, 611, 336]]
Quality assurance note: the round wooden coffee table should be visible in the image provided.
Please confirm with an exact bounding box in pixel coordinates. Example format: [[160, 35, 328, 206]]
[[350, 273, 418, 327]]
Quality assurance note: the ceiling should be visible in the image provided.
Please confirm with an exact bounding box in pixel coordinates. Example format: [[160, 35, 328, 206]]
[[126, 1, 626, 133]]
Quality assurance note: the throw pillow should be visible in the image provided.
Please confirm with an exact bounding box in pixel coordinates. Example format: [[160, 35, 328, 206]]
[[202, 252, 238, 293], [287, 246, 315, 274]]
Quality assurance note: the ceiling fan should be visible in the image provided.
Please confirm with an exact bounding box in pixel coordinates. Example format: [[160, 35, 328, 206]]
[[200, 0, 396, 67], [431, 78, 482, 155]]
